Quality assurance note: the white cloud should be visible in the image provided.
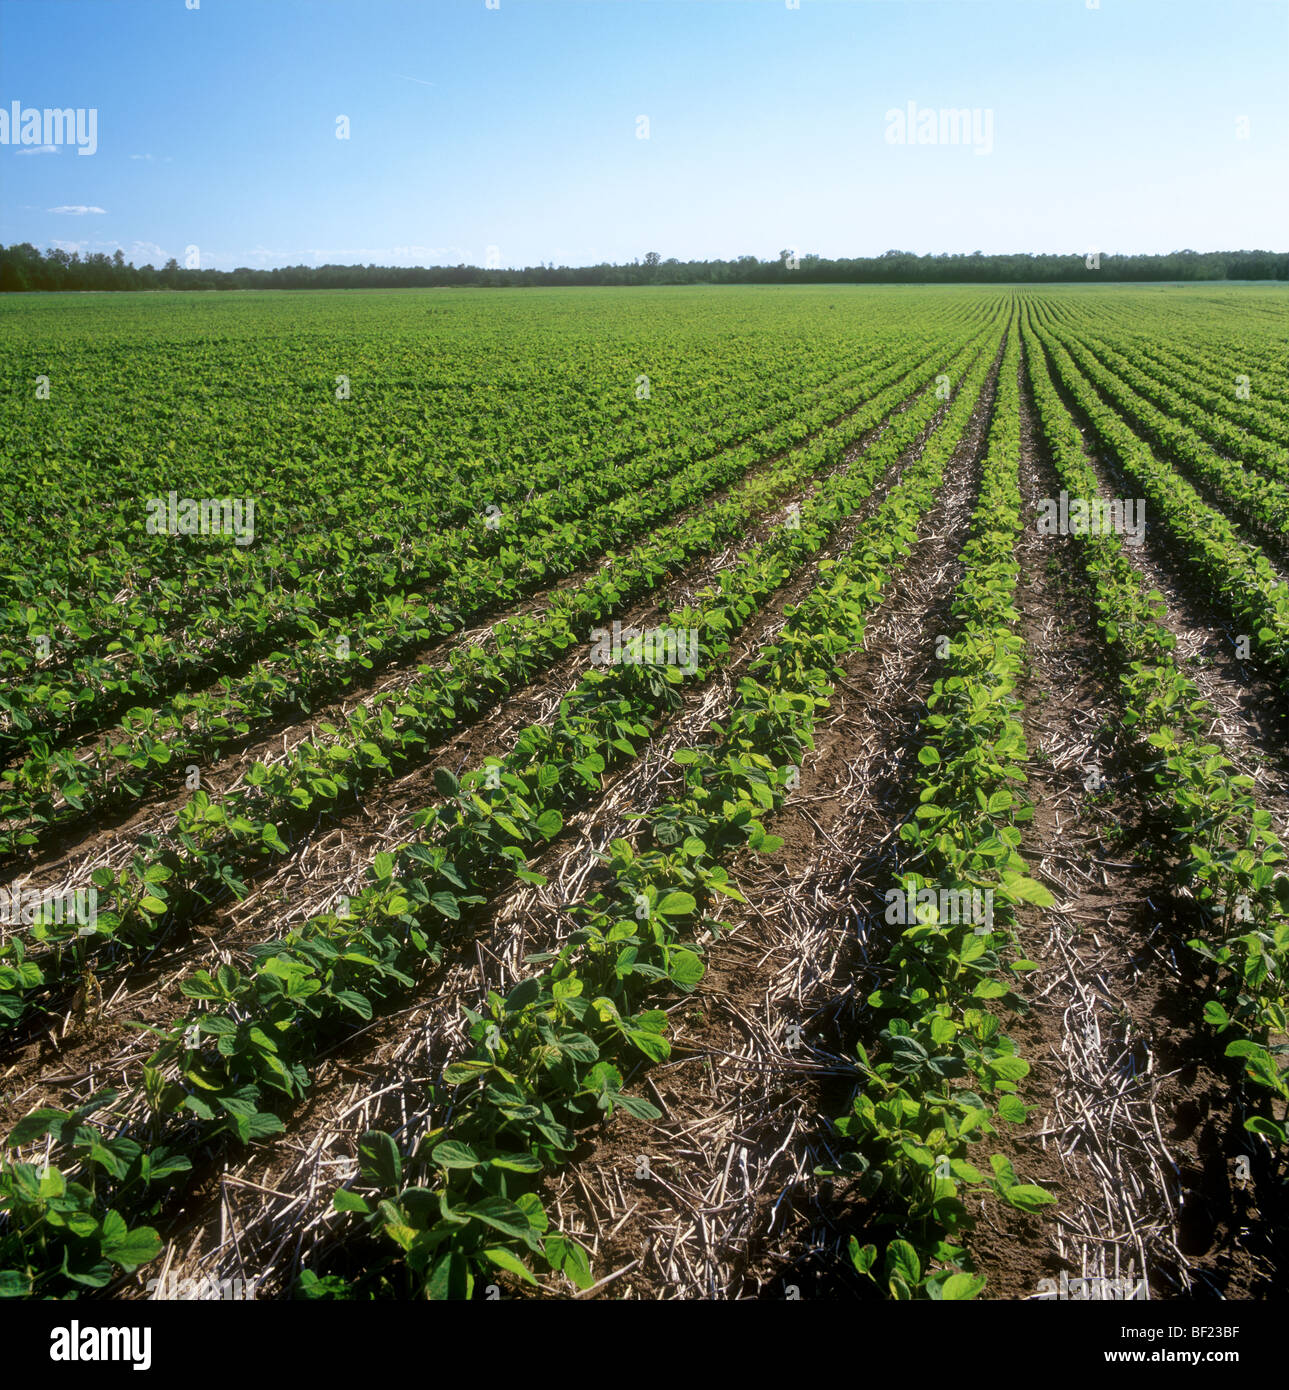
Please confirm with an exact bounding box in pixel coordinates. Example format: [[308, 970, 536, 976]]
[[302, 244, 464, 262], [130, 153, 154, 161], [48, 205, 107, 215], [51, 239, 124, 254], [394, 74, 435, 87], [15, 144, 59, 156]]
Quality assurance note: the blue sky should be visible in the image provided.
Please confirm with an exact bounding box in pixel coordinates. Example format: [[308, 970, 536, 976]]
[[2, 0, 1286, 269]]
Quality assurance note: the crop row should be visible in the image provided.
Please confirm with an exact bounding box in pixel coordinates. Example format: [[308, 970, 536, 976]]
[[1057, 330, 1289, 527], [0, 317, 1006, 1296], [1112, 338, 1289, 456], [831, 321, 1056, 1300], [1030, 322, 1289, 682], [1023, 305, 1289, 1146], [1150, 337, 1289, 422], [0, 335, 945, 756], [1, 336, 975, 848], [0, 336, 986, 1030], [1, 324, 951, 701], [2, 296, 993, 673], [305, 320, 1009, 1299]]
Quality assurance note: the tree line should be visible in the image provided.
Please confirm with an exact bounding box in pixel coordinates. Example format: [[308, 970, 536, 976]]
[[2, 242, 1286, 292]]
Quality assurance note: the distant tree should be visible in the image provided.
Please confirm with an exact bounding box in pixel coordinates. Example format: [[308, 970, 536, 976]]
[[2, 241, 1286, 292]]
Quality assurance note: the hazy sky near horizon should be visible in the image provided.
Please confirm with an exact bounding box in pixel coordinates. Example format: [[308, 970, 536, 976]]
[[2, 0, 1286, 270]]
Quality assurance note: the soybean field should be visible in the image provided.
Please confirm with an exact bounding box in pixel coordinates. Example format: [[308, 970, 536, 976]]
[[1, 282, 1287, 1301]]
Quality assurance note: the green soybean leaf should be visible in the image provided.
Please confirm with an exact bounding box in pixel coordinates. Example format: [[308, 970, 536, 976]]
[[358, 1130, 402, 1189]]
